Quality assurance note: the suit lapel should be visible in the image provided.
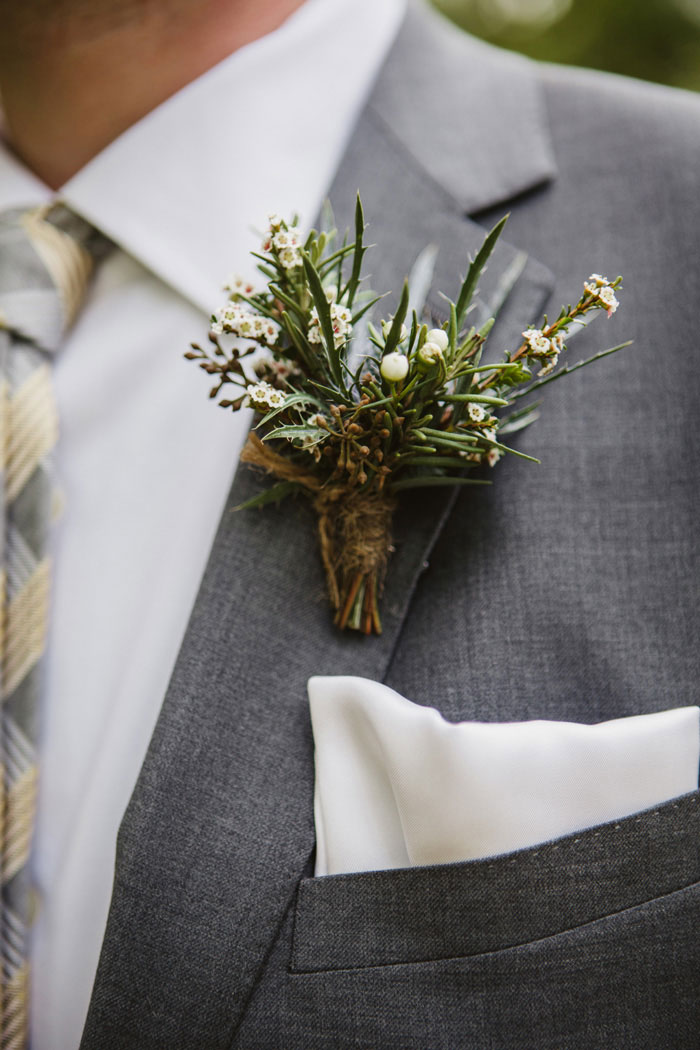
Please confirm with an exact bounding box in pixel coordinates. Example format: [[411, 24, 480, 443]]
[[81, 7, 556, 1047]]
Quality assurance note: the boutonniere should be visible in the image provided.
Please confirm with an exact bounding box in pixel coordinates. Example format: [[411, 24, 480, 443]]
[[186, 197, 628, 634]]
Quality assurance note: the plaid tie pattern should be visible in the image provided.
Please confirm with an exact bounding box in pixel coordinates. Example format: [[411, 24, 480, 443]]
[[0, 204, 108, 1050]]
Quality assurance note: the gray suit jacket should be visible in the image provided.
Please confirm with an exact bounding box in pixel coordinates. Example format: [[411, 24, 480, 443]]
[[80, 5, 700, 1047]]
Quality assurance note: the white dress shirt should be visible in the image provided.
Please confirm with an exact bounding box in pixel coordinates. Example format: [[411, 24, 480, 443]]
[[0, 1, 405, 1046]]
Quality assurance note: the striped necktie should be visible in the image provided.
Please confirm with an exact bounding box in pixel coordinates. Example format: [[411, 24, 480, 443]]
[[0, 204, 109, 1050]]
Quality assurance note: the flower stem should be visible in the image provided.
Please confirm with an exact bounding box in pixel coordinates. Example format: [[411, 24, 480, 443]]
[[336, 570, 383, 634], [337, 571, 363, 630]]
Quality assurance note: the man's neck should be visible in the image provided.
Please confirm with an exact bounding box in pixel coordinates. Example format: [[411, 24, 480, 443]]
[[0, 0, 305, 189]]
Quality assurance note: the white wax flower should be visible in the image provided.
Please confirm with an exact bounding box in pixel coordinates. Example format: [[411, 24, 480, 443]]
[[523, 328, 554, 355], [598, 286, 619, 314], [380, 352, 409, 382], [273, 227, 301, 250], [223, 273, 256, 296], [279, 247, 302, 269], [538, 354, 560, 376], [426, 328, 449, 351], [247, 381, 285, 410], [308, 303, 353, 348]]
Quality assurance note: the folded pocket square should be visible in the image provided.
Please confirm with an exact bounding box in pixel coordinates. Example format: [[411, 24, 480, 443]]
[[308, 676, 700, 877]]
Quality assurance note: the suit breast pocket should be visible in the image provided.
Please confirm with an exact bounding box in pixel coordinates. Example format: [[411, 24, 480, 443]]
[[290, 790, 700, 973]]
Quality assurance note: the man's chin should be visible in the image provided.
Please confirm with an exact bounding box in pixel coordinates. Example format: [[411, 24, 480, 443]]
[[0, 0, 194, 39]]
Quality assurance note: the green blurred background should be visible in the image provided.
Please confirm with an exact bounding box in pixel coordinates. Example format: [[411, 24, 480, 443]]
[[432, 0, 700, 92]]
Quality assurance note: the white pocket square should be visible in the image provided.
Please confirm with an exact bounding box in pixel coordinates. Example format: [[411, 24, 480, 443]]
[[308, 676, 699, 877]]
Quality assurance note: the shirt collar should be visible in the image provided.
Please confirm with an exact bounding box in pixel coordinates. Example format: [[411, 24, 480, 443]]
[[0, 139, 53, 210], [0, 0, 405, 315]]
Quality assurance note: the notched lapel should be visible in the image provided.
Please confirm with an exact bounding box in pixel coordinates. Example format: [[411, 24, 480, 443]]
[[371, 1, 558, 216], [329, 102, 555, 385], [81, 7, 556, 1049]]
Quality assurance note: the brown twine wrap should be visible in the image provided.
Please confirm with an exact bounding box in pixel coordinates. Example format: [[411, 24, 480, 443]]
[[241, 434, 396, 615]]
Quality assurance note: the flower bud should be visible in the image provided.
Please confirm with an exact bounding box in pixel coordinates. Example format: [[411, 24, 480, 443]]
[[426, 328, 449, 351], [416, 340, 444, 372], [380, 351, 409, 382]]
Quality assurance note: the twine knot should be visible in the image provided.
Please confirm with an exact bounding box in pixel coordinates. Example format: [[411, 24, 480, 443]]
[[241, 433, 395, 631]]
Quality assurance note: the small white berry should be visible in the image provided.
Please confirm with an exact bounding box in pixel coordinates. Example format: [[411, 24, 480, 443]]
[[426, 328, 449, 351], [381, 320, 408, 342], [380, 352, 409, 382]]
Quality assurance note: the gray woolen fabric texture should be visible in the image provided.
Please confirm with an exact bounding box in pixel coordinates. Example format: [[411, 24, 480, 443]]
[[80, 4, 700, 1048]]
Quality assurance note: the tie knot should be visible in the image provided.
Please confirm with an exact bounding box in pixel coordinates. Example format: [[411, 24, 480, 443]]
[[0, 203, 111, 352]]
